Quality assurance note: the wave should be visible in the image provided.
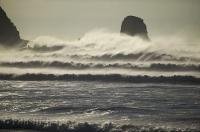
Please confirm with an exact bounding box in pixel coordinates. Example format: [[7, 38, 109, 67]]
[[26, 36, 66, 52], [0, 61, 200, 72], [28, 45, 65, 52], [0, 73, 200, 84], [17, 31, 200, 62], [0, 119, 199, 132], [38, 106, 157, 115], [39, 106, 91, 114], [0, 30, 200, 81], [88, 53, 200, 62], [24, 47, 200, 63], [149, 63, 200, 71]]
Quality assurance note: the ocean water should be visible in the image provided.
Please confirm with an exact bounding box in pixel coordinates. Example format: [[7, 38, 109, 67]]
[[0, 81, 200, 129], [0, 30, 200, 131]]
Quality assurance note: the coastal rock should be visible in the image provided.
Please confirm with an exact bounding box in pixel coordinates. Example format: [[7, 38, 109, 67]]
[[120, 16, 149, 40], [0, 6, 26, 46]]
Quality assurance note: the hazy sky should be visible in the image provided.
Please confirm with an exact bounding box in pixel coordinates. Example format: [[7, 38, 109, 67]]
[[1, 0, 200, 40]]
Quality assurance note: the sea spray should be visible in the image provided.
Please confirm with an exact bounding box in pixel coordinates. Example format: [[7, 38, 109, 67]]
[[0, 30, 200, 81]]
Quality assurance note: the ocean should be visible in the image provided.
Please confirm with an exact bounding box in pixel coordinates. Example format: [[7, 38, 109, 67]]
[[0, 30, 200, 131]]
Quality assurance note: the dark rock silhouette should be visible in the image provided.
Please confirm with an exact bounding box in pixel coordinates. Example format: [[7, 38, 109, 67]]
[[120, 16, 149, 40], [0, 6, 27, 47]]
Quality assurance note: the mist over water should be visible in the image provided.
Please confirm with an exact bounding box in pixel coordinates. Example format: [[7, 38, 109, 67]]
[[0, 30, 200, 80]]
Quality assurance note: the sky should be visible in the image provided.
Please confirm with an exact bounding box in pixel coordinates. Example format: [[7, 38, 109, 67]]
[[1, 0, 200, 40]]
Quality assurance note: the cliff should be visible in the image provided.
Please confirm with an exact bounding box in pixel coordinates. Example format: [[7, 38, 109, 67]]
[[0, 6, 26, 46]]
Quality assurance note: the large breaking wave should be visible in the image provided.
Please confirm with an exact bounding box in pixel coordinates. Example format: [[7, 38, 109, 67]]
[[0, 30, 200, 83]]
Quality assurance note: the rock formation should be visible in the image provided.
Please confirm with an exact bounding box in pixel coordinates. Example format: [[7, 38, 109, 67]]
[[120, 16, 149, 40], [0, 6, 26, 47]]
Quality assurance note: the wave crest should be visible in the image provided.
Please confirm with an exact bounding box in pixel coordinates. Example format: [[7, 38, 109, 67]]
[[0, 61, 200, 72], [0, 73, 200, 84]]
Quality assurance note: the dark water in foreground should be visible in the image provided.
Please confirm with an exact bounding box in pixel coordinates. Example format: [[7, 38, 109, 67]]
[[0, 80, 200, 131]]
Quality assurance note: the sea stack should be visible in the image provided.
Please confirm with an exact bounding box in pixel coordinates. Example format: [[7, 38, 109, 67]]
[[0, 6, 26, 47], [120, 16, 149, 40]]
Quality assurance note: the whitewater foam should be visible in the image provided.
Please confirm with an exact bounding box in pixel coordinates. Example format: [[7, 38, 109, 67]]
[[0, 30, 199, 82]]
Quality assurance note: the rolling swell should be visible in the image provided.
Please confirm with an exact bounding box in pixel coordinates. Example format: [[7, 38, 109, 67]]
[[28, 45, 65, 52], [0, 73, 199, 84], [23, 52, 200, 62], [88, 53, 200, 62], [0, 119, 199, 132], [38, 106, 157, 114], [0, 61, 200, 72]]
